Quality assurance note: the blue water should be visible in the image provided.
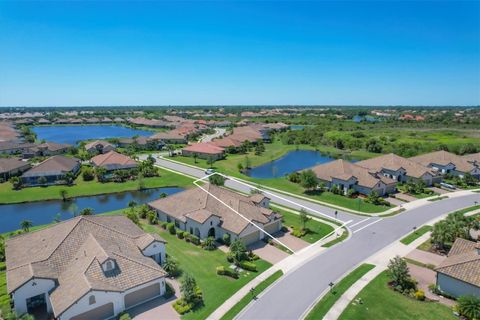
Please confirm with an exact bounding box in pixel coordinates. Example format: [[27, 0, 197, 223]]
[[0, 187, 183, 233], [32, 125, 154, 145], [245, 150, 337, 179], [290, 125, 305, 130]]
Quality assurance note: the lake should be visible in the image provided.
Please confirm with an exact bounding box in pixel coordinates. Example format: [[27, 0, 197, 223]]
[[0, 187, 183, 233], [32, 125, 154, 145], [245, 150, 337, 179]]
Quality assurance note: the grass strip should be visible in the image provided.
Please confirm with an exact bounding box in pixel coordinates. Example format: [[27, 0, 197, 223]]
[[403, 257, 435, 270], [322, 228, 349, 248], [428, 196, 448, 202], [220, 270, 284, 320], [400, 225, 432, 245], [305, 263, 375, 320]]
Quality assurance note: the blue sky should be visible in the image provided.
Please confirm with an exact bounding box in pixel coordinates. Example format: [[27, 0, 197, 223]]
[[0, 1, 479, 106]]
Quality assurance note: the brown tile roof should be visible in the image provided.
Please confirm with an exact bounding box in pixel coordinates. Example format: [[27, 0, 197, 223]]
[[210, 136, 243, 148], [410, 151, 476, 173], [436, 238, 480, 287], [91, 150, 137, 168], [0, 158, 30, 174], [183, 143, 225, 155], [463, 152, 480, 164], [309, 159, 395, 188], [22, 156, 79, 177], [357, 153, 435, 179], [149, 184, 275, 234], [6, 215, 166, 317], [149, 131, 187, 141], [30, 142, 72, 152], [84, 140, 114, 151]]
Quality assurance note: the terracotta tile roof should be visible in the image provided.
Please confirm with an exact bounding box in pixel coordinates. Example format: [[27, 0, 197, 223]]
[[210, 137, 243, 148], [463, 152, 480, 164], [149, 184, 275, 234], [410, 151, 476, 173], [21, 156, 79, 177], [0, 158, 30, 174], [183, 143, 225, 155], [91, 151, 137, 168], [149, 131, 187, 141], [309, 159, 395, 188], [357, 153, 435, 179], [6, 215, 166, 317], [436, 238, 480, 287]]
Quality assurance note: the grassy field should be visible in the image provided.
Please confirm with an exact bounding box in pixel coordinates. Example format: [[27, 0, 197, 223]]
[[0, 266, 10, 317], [142, 224, 271, 320], [276, 207, 335, 243], [170, 140, 391, 213], [220, 270, 283, 320], [0, 167, 194, 204], [338, 271, 455, 320], [305, 264, 375, 320], [400, 225, 433, 245]]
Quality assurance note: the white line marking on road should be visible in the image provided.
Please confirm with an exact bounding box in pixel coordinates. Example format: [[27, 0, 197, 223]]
[[352, 218, 382, 234], [348, 217, 370, 229]]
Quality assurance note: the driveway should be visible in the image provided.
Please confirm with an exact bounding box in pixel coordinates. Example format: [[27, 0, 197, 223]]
[[385, 196, 405, 206], [248, 240, 289, 264], [428, 187, 450, 195], [199, 128, 226, 142], [406, 249, 446, 267], [131, 279, 180, 320], [273, 230, 310, 252], [407, 263, 455, 306], [395, 193, 418, 202]]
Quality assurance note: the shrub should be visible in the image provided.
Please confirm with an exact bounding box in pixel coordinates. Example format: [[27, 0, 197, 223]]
[[226, 252, 234, 263], [163, 257, 180, 277], [457, 295, 480, 320], [167, 223, 176, 235], [147, 211, 158, 224], [415, 290, 425, 301], [177, 231, 185, 239], [291, 227, 307, 238], [118, 312, 132, 320], [173, 299, 193, 315], [188, 234, 200, 245], [164, 282, 175, 299], [222, 233, 231, 246], [161, 222, 168, 229], [288, 171, 301, 183], [239, 260, 257, 272], [82, 167, 95, 181], [216, 266, 239, 279], [203, 237, 216, 250]]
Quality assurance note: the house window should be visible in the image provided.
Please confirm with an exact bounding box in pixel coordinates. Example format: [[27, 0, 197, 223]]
[[190, 227, 193, 234], [105, 260, 114, 271], [210, 221, 213, 226], [89, 295, 96, 305]]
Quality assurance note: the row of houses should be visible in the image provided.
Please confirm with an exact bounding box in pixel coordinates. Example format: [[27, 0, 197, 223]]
[[0, 141, 71, 157], [14, 117, 126, 126], [306, 151, 480, 197]]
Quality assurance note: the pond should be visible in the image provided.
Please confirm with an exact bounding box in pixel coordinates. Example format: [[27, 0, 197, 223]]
[[0, 187, 183, 233], [245, 150, 337, 179], [32, 125, 154, 145]]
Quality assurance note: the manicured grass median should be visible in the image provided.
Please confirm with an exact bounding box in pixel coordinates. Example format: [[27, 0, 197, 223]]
[[141, 224, 271, 320], [338, 271, 455, 320], [305, 264, 375, 320], [220, 270, 283, 320], [400, 225, 433, 245], [0, 168, 194, 204]]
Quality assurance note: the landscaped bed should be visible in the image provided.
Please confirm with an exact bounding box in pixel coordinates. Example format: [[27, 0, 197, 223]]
[[400, 225, 433, 245], [338, 271, 455, 320], [0, 167, 193, 204]]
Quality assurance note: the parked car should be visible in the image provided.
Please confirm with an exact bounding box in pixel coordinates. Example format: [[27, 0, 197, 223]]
[[205, 168, 215, 175]]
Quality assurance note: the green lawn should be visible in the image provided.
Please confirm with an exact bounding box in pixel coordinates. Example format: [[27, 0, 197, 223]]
[[338, 271, 455, 320], [141, 224, 272, 320], [275, 207, 335, 243], [0, 167, 194, 204], [171, 140, 390, 214], [400, 225, 433, 245], [305, 264, 375, 320], [322, 228, 349, 248], [220, 270, 283, 320], [0, 269, 10, 317]]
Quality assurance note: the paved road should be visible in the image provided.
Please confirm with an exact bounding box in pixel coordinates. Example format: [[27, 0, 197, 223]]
[[238, 193, 480, 320], [151, 157, 480, 319], [199, 127, 227, 143]]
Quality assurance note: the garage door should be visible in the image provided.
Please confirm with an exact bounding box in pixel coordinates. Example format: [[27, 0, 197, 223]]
[[263, 221, 281, 235], [71, 302, 114, 320], [241, 230, 260, 246], [124, 282, 160, 309]]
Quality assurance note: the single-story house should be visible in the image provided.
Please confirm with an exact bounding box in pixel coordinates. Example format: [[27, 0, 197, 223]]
[[435, 238, 480, 298], [410, 151, 480, 179], [24, 142, 72, 157], [309, 159, 396, 196], [0, 158, 31, 180], [0, 142, 36, 155], [6, 215, 167, 320], [91, 150, 138, 171], [181, 143, 225, 160], [149, 131, 187, 144], [21, 155, 80, 186], [149, 184, 282, 245], [118, 136, 163, 150], [84, 140, 115, 154], [463, 152, 480, 167], [356, 153, 439, 186]]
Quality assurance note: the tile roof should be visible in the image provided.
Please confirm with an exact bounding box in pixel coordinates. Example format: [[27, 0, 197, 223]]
[[463, 152, 480, 164], [6, 215, 166, 317], [91, 150, 137, 168], [183, 143, 225, 155], [436, 238, 480, 287], [149, 184, 276, 234], [0, 158, 30, 174], [84, 140, 114, 151], [309, 159, 395, 188], [410, 151, 476, 173], [29, 142, 71, 152], [149, 131, 187, 141], [357, 153, 435, 178], [21, 156, 79, 177]]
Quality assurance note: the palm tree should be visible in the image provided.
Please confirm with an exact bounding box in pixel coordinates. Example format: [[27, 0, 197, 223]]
[[203, 237, 216, 251], [163, 258, 179, 277], [20, 220, 33, 232], [79, 208, 94, 215], [457, 295, 480, 320], [64, 172, 75, 185], [193, 153, 198, 164], [59, 189, 68, 202]]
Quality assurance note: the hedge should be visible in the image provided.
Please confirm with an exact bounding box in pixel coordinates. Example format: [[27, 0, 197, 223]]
[[167, 223, 176, 235], [216, 266, 239, 279], [173, 299, 193, 315], [239, 261, 257, 272]]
